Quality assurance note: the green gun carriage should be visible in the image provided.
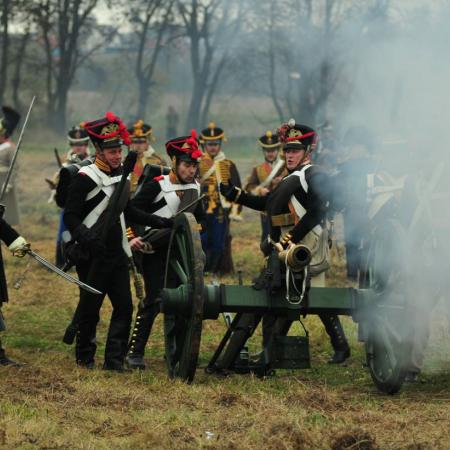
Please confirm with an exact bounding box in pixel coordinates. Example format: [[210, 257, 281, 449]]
[[159, 211, 413, 395]]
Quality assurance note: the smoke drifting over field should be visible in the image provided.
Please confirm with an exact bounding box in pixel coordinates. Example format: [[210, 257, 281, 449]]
[[330, 3, 450, 378]]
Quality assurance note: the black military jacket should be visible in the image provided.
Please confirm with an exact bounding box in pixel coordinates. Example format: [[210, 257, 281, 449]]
[[63, 165, 165, 256], [236, 164, 330, 244], [0, 218, 20, 304]]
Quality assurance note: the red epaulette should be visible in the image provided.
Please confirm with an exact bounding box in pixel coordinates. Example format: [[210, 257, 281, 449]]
[[153, 175, 164, 181], [79, 172, 87, 176]]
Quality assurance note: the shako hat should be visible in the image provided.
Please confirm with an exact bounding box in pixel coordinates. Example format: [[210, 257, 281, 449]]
[[200, 122, 225, 145], [258, 130, 280, 149], [0, 106, 21, 138], [278, 119, 317, 151], [82, 112, 131, 150], [166, 130, 203, 164], [67, 126, 89, 145], [128, 119, 155, 142]]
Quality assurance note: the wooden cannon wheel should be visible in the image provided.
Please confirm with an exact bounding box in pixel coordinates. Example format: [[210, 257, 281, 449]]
[[363, 218, 412, 394], [163, 212, 205, 383]]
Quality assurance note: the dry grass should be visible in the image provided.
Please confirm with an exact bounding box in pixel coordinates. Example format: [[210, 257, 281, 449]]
[[1, 148, 450, 449]]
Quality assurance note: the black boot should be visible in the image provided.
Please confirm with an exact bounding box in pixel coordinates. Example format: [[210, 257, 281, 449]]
[[320, 314, 350, 364], [75, 324, 97, 368], [126, 303, 159, 370], [55, 241, 65, 269], [76, 359, 95, 370], [104, 319, 133, 372], [404, 371, 419, 383], [0, 340, 23, 367], [0, 352, 24, 367]]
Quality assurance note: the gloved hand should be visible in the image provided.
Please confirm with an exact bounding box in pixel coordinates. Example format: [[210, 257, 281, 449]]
[[8, 236, 30, 257], [149, 216, 174, 229], [73, 224, 106, 255], [122, 150, 138, 174], [275, 232, 294, 252], [219, 182, 240, 202]]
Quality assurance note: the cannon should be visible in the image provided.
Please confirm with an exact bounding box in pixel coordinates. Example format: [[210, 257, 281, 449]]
[[160, 212, 412, 394]]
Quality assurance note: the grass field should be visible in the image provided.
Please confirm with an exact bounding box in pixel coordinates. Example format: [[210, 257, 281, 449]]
[[1, 147, 450, 449]]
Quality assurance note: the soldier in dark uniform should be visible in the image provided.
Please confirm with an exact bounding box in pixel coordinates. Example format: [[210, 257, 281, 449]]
[[128, 120, 167, 195], [125, 131, 204, 369], [63, 112, 172, 371], [244, 131, 286, 243], [335, 126, 376, 282], [220, 120, 350, 365], [199, 122, 241, 274], [48, 126, 91, 267], [0, 106, 21, 225], [0, 213, 30, 366]]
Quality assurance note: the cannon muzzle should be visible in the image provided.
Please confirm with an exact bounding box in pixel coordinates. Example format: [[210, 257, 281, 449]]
[[279, 244, 312, 271]]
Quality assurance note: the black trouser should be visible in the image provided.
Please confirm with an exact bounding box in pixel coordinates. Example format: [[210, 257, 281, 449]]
[[216, 311, 348, 370], [343, 212, 369, 281], [75, 251, 133, 366], [0, 307, 6, 359], [261, 314, 348, 351], [216, 257, 349, 369], [55, 242, 65, 269], [128, 251, 166, 357], [0, 337, 5, 360]]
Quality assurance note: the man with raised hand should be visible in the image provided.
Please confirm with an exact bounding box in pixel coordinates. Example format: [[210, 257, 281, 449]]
[[219, 119, 350, 368], [244, 130, 286, 243]]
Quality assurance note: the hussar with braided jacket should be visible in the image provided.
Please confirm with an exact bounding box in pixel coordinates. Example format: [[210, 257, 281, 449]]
[[245, 130, 287, 243], [199, 122, 241, 274], [128, 120, 167, 195]]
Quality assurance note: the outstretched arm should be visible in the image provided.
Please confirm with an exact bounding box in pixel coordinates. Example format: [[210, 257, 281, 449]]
[[219, 183, 268, 211]]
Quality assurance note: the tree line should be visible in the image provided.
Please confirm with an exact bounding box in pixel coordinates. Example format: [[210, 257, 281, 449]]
[[0, 0, 426, 135]]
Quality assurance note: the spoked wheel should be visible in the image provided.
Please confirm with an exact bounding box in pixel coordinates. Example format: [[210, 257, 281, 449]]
[[364, 219, 411, 394], [162, 212, 205, 383]]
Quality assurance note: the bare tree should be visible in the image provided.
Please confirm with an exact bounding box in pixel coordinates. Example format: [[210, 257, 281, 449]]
[[244, 0, 392, 125], [177, 0, 246, 130], [30, 0, 114, 132], [0, 0, 14, 105], [130, 0, 176, 119], [10, 28, 31, 111]]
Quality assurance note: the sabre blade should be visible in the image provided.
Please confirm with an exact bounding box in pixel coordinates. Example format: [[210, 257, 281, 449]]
[[27, 249, 102, 295]]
